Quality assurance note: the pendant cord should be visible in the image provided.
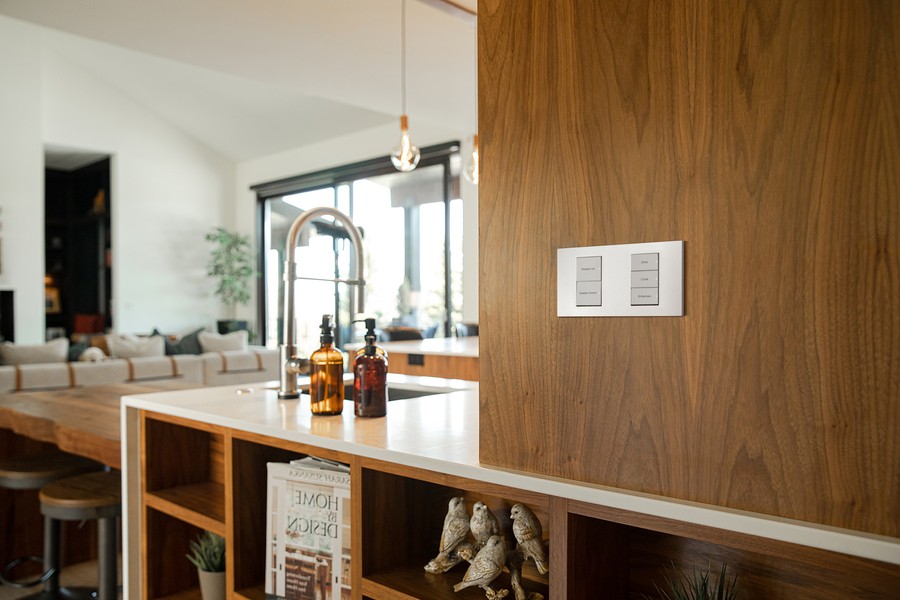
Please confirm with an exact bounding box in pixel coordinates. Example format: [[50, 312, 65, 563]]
[[401, 0, 407, 116], [472, 17, 477, 134]]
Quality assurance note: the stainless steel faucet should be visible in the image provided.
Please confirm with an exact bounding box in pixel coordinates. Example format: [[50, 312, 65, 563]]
[[278, 207, 365, 399]]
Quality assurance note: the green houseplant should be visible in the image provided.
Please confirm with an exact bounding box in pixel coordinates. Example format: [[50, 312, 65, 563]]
[[647, 563, 737, 600], [187, 530, 226, 600], [205, 227, 256, 334]]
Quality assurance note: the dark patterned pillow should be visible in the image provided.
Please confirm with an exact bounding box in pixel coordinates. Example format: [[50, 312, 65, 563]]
[[154, 328, 205, 355]]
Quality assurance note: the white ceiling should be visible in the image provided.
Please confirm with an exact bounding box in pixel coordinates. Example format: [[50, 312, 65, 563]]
[[0, 0, 477, 162]]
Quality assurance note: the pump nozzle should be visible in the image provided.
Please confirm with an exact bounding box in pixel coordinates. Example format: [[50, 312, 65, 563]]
[[363, 318, 376, 338], [319, 314, 334, 344]]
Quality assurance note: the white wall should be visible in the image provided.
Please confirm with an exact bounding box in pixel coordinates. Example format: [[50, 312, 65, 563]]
[[0, 14, 478, 343], [235, 122, 479, 327], [0, 18, 45, 343], [0, 14, 238, 339], [41, 49, 236, 334]]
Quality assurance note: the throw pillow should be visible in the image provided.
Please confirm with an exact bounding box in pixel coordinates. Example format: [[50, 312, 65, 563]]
[[79, 347, 106, 362], [198, 330, 248, 353], [68, 341, 89, 362], [152, 328, 204, 355], [0, 338, 69, 366], [106, 334, 165, 359]]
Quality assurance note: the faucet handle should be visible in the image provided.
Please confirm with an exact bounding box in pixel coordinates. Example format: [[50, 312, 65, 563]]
[[286, 356, 310, 376]]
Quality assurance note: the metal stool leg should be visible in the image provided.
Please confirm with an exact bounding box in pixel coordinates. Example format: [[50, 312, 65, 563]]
[[43, 516, 60, 594], [97, 517, 116, 599]]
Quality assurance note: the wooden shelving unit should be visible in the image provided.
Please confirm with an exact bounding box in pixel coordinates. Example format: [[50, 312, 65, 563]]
[[137, 408, 900, 600]]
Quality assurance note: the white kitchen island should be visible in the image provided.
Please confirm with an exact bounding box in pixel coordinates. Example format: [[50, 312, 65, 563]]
[[121, 374, 900, 599]]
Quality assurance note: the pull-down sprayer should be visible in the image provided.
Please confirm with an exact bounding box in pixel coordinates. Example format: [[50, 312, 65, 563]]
[[278, 207, 365, 399]]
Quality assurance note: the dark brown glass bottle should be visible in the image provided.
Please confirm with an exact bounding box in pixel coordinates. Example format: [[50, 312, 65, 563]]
[[310, 315, 344, 416], [353, 328, 387, 418]]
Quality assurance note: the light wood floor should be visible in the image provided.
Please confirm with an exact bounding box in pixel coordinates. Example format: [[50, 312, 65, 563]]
[[0, 558, 121, 599]]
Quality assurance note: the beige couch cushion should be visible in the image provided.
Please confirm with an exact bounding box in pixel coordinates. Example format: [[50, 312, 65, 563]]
[[201, 348, 278, 387], [198, 330, 248, 353], [0, 338, 69, 366], [106, 334, 165, 358]]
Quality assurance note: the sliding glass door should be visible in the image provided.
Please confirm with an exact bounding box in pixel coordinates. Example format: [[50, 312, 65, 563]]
[[254, 143, 461, 355]]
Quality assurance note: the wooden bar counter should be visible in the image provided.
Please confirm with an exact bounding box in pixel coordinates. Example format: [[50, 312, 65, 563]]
[[0, 380, 199, 574], [0, 380, 198, 469]]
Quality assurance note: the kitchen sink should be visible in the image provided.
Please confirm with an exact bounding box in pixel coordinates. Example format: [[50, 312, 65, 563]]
[[298, 379, 456, 401]]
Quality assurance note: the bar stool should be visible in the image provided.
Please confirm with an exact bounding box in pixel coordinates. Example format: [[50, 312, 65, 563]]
[[38, 470, 122, 600], [0, 452, 102, 595]]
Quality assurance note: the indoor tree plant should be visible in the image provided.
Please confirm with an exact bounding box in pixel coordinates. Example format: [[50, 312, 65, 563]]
[[205, 226, 256, 334], [187, 530, 226, 600]]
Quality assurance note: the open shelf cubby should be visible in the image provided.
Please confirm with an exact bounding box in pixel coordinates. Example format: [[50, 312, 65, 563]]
[[230, 433, 309, 599], [142, 413, 226, 534], [565, 502, 900, 600], [359, 461, 551, 600], [144, 507, 204, 599]]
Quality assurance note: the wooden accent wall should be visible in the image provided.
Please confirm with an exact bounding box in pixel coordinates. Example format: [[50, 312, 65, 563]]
[[478, 0, 900, 537]]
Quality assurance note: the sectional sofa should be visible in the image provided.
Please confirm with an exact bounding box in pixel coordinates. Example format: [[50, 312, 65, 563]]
[[0, 333, 280, 394]]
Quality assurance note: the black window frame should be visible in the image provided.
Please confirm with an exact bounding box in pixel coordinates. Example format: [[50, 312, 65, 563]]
[[251, 141, 461, 346]]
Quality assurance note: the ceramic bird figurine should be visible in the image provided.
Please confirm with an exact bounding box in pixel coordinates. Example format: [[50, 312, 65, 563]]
[[453, 535, 507, 593], [470, 501, 500, 546], [440, 496, 470, 553], [424, 496, 470, 573], [510, 503, 548, 575]]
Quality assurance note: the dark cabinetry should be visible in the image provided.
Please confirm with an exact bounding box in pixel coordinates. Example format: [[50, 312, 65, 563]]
[[44, 158, 111, 338]]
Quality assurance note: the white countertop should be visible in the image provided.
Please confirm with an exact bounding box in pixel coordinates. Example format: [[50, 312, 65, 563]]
[[121, 375, 900, 566]]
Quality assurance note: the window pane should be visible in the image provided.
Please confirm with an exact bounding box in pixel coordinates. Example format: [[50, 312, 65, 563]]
[[259, 148, 461, 351], [358, 164, 448, 338], [263, 188, 337, 352]]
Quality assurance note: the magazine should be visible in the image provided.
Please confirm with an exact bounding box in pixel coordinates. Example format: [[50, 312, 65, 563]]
[[265, 457, 351, 600]]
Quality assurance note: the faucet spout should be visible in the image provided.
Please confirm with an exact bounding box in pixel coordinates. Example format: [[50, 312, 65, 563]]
[[278, 207, 365, 399]]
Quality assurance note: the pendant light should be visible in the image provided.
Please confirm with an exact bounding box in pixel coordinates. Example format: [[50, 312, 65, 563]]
[[391, 0, 420, 172], [463, 22, 479, 185]]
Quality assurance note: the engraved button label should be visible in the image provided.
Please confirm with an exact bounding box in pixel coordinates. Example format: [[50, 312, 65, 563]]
[[631, 271, 659, 288], [576, 280, 602, 306], [576, 256, 602, 281], [631, 288, 659, 306], [631, 253, 659, 271]]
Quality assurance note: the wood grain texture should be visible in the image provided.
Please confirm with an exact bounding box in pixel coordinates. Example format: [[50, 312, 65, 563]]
[[479, 0, 900, 537], [144, 507, 203, 599]]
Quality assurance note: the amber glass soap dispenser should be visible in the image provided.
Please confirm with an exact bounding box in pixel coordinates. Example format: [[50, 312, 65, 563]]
[[309, 314, 344, 415], [353, 318, 388, 418]]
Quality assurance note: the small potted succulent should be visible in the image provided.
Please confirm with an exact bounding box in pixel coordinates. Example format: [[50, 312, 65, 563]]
[[647, 563, 737, 600], [186, 530, 226, 600]]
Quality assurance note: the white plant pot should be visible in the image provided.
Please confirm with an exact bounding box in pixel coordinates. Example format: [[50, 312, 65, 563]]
[[197, 569, 226, 600]]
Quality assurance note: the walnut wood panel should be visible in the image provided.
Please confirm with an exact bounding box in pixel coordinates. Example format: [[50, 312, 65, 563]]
[[144, 481, 226, 535], [388, 352, 479, 381], [479, 0, 900, 537], [548, 496, 569, 600], [144, 507, 202, 599], [142, 414, 222, 493], [566, 513, 630, 599]]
